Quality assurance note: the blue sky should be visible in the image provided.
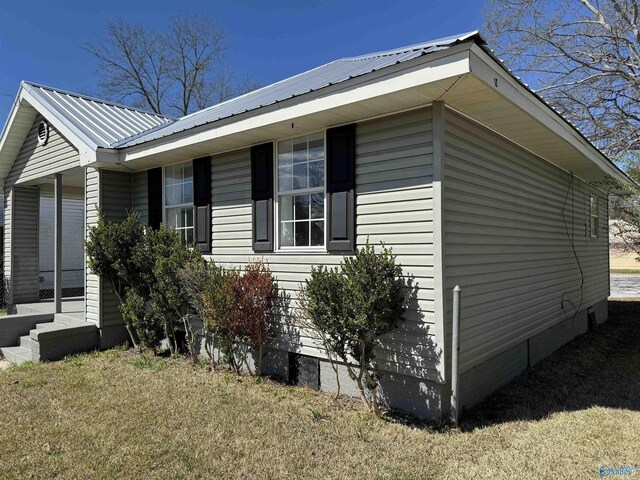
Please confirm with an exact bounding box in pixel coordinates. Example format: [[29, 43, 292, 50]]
[[0, 0, 485, 121]]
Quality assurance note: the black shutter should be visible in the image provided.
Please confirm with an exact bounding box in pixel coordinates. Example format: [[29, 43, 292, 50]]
[[251, 142, 274, 252], [326, 124, 356, 252], [193, 157, 212, 253], [147, 167, 162, 230]]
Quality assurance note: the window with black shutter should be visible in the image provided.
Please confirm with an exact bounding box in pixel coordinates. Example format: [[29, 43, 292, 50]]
[[326, 124, 356, 252], [193, 157, 211, 253], [251, 142, 274, 252], [147, 167, 162, 230]]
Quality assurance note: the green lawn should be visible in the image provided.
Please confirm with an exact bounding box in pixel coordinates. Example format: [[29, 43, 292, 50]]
[[0, 301, 639, 479]]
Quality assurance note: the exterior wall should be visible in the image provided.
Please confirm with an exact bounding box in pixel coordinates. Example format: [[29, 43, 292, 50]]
[[6, 114, 79, 187], [442, 109, 610, 409], [132, 171, 148, 223], [85, 168, 100, 324], [98, 170, 132, 346], [11, 186, 39, 304], [4, 115, 80, 310], [4, 189, 12, 307], [206, 107, 439, 382], [39, 193, 85, 292]]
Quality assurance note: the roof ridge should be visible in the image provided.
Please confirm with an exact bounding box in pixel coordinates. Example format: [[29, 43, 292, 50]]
[[21, 81, 174, 120]]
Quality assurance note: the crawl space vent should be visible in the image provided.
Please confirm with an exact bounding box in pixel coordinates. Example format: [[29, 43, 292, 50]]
[[37, 120, 50, 146]]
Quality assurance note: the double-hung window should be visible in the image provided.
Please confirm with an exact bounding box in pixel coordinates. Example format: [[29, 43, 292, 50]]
[[277, 133, 325, 249], [589, 195, 599, 238], [164, 161, 194, 245]]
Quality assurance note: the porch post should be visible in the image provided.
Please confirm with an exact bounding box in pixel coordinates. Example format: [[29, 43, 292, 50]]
[[54, 173, 62, 314]]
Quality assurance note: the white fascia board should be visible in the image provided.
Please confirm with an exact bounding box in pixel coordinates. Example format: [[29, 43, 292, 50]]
[[119, 49, 472, 163], [19, 88, 98, 165], [94, 148, 120, 165], [0, 91, 22, 157], [468, 44, 630, 185]]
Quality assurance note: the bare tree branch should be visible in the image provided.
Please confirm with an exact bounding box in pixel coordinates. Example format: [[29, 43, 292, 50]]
[[484, 0, 640, 159], [83, 15, 261, 117]]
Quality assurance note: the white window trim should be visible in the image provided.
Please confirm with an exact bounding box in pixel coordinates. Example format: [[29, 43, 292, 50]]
[[162, 160, 195, 244], [274, 130, 328, 253]]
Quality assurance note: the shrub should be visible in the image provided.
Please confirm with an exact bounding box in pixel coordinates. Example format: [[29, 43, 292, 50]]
[[225, 261, 276, 374], [86, 211, 199, 355], [184, 259, 277, 375], [299, 241, 407, 416]]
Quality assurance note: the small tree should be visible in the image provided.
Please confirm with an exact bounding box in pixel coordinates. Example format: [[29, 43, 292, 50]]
[[226, 261, 276, 374], [299, 242, 407, 416]]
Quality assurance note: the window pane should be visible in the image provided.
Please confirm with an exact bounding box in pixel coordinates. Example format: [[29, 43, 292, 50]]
[[185, 207, 194, 227], [165, 165, 177, 186], [183, 164, 193, 180], [294, 195, 309, 220], [278, 165, 293, 192], [280, 195, 294, 221], [295, 221, 309, 247], [166, 185, 179, 206], [309, 160, 324, 188], [280, 222, 294, 247], [293, 163, 307, 190], [308, 133, 324, 161], [311, 221, 324, 246], [186, 227, 194, 245], [293, 138, 307, 164], [166, 207, 180, 228], [278, 139, 293, 165], [183, 181, 193, 204], [310, 193, 324, 219]]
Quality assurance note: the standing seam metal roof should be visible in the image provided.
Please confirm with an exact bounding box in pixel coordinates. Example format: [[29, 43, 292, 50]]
[[22, 82, 172, 148], [113, 31, 482, 148]]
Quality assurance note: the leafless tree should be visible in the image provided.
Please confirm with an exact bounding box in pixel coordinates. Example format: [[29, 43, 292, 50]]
[[484, 0, 640, 263], [84, 15, 260, 117], [484, 0, 640, 161]]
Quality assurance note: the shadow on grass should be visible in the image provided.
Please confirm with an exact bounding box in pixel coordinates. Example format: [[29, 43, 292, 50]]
[[459, 300, 640, 432]]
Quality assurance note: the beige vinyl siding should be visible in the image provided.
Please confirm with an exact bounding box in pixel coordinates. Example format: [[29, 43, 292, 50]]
[[12, 186, 39, 303], [6, 115, 79, 186], [442, 109, 609, 373], [100, 170, 133, 327], [3, 189, 12, 305], [207, 107, 438, 380], [132, 171, 148, 223], [85, 168, 100, 324]]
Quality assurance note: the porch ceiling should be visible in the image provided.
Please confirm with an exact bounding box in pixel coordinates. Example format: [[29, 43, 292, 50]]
[[19, 166, 85, 189]]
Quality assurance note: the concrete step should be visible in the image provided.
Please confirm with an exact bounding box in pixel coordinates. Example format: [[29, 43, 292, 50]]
[[1, 346, 33, 365], [19, 335, 33, 350], [54, 313, 85, 325]]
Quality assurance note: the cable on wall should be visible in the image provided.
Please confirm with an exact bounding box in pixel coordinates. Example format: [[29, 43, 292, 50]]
[[561, 173, 584, 331]]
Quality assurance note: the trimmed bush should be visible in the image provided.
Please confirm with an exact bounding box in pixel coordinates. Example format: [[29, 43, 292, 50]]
[[299, 241, 407, 415]]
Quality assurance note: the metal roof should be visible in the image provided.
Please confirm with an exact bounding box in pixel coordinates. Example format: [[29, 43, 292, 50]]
[[22, 82, 172, 148], [114, 31, 482, 148]]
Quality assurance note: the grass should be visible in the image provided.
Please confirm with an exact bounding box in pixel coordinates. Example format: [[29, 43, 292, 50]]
[[611, 268, 640, 274], [0, 302, 639, 479]]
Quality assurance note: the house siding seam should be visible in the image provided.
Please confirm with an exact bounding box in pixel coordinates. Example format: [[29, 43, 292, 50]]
[[205, 107, 440, 381], [6, 114, 79, 186], [442, 109, 609, 373]]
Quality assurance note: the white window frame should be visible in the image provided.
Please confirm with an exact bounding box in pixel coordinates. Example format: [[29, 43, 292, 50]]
[[589, 194, 599, 239], [274, 130, 327, 253], [163, 160, 195, 245]]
